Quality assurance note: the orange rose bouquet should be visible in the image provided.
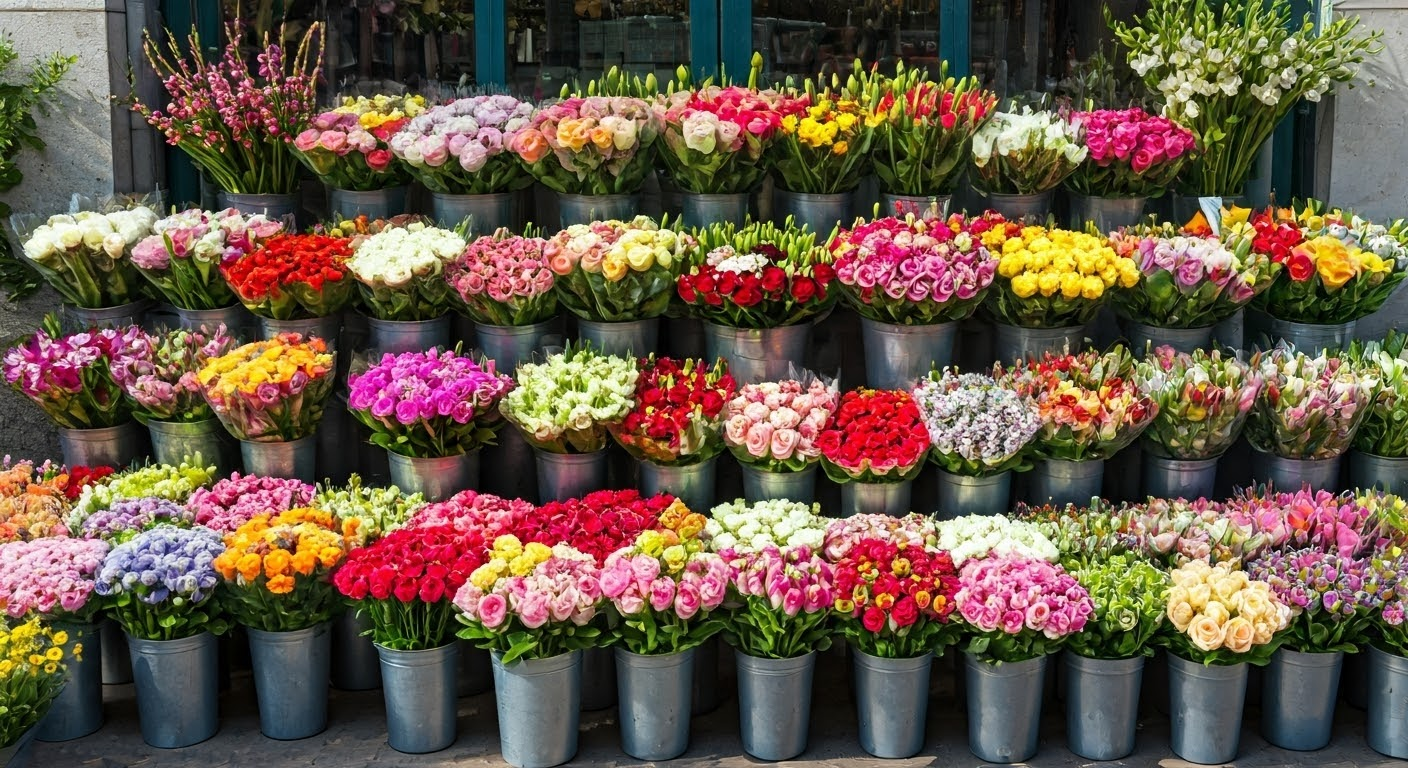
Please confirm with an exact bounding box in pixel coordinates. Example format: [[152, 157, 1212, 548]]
[[214, 507, 347, 631]]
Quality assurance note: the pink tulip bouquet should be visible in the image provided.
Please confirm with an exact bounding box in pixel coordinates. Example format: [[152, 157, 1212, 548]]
[[1110, 232, 1279, 328], [1225, 487, 1380, 560], [1247, 348, 1376, 460], [1067, 108, 1197, 198], [130, 208, 285, 310], [292, 94, 425, 191], [3, 324, 145, 429], [509, 96, 664, 195], [955, 555, 1093, 662], [599, 527, 733, 654], [718, 544, 836, 659], [1135, 347, 1263, 460], [1138, 497, 1275, 566], [110, 326, 238, 424], [388, 95, 536, 195], [722, 377, 838, 473], [654, 85, 790, 194], [829, 215, 998, 325], [0, 537, 110, 622], [446, 234, 558, 327]]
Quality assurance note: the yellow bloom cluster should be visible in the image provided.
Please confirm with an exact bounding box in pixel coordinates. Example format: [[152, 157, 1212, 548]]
[[1295, 235, 1392, 290], [470, 535, 554, 591], [335, 94, 427, 129], [781, 98, 885, 155], [996, 226, 1140, 300], [1166, 560, 1290, 654], [196, 336, 334, 398], [214, 508, 346, 595], [0, 617, 71, 679], [602, 226, 688, 281]]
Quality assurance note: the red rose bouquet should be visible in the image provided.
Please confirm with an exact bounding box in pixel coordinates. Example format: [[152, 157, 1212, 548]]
[[523, 490, 677, 564], [817, 388, 931, 484], [678, 220, 837, 329], [832, 538, 962, 658], [611, 356, 738, 466], [221, 233, 355, 320]]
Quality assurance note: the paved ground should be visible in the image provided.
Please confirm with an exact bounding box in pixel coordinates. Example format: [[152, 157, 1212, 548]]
[[29, 648, 1407, 768]]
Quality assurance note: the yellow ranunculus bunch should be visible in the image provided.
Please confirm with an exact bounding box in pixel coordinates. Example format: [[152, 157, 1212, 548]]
[[334, 94, 427, 129], [988, 226, 1140, 328], [195, 333, 337, 442], [214, 507, 347, 632], [0, 617, 71, 746], [469, 535, 554, 591], [1161, 560, 1290, 665], [769, 90, 883, 194]]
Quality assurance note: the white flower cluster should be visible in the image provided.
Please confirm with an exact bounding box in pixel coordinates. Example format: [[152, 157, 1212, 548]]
[[499, 347, 639, 451], [707, 245, 770, 275], [22, 208, 159, 265], [346, 223, 467, 288], [703, 499, 827, 554], [934, 514, 1059, 565], [912, 372, 1041, 473], [971, 108, 1086, 168]]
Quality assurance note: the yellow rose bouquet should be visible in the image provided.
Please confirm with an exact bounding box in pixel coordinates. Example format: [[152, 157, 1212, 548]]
[[988, 225, 1140, 328], [0, 618, 73, 749], [543, 217, 692, 322], [766, 70, 884, 195], [214, 508, 348, 632], [194, 333, 337, 442], [1160, 559, 1291, 666]]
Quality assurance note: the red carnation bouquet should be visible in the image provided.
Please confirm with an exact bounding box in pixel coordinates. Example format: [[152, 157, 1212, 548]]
[[525, 490, 676, 564], [678, 220, 837, 329], [332, 522, 487, 650], [818, 388, 931, 484], [611, 356, 738, 466], [221, 233, 356, 320], [831, 538, 962, 658]]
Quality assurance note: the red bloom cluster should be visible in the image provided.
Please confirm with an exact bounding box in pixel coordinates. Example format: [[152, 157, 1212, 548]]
[[526, 490, 677, 563], [613, 357, 738, 464], [878, 83, 995, 131], [63, 465, 115, 500], [1249, 211, 1306, 269], [333, 522, 488, 604], [677, 243, 836, 328], [833, 539, 960, 633], [818, 388, 931, 481], [223, 233, 353, 302]]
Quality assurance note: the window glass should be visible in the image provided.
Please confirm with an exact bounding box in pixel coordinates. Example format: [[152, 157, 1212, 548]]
[[751, 0, 941, 85]]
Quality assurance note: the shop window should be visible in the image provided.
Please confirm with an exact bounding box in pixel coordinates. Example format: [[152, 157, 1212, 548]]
[[751, 0, 941, 85]]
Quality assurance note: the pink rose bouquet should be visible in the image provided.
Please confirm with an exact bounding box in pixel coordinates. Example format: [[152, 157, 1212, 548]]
[[1067, 108, 1197, 198], [446, 234, 558, 327], [388, 95, 536, 195], [718, 544, 836, 658], [599, 526, 732, 654], [955, 555, 1093, 662], [1110, 232, 1279, 328], [110, 325, 238, 424], [188, 473, 315, 534], [654, 85, 791, 194], [821, 512, 938, 562], [723, 377, 838, 473], [292, 94, 424, 191], [130, 207, 284, 310], [545, 217, 691, 322], [3, 324, 145, 429], [0, 537, 110, 622], [509, 96, 663, 195]]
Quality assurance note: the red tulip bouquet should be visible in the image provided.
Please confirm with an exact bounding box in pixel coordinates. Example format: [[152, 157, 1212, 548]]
[[654, 85, 792, 194], [873, 65, 998, 198], [678, 220, 837, 329], [611, 356, 738, 466], [818, 388, 931, 485], [221, 233, 356, 320]]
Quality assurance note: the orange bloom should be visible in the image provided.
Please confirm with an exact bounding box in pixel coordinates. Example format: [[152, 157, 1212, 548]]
[[291, 550, 318, 577], [266, 575, 296, 595], [236, 553, 263, 582], [264, 549, 293, 579]]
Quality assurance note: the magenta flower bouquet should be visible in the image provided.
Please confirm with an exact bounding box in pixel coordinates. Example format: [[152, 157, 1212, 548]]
[[347, 349, 514, 459], [110, 326, 238, 424], [3, 325, 144, 429], [1247, 348, 1376, 460], [719, 544, 836, 658], [130, 208, 285, 310], [0, 537, 110, 622], [1225, 487, 1380, 560], [388, 95, 536, 196], [1111, 232, 1279, 328], [722, 378, 838, 473], [187, 473, 315, 534], [1248, 547, 1385, 652], [598, 529, 732, 654], [955, 555, 1093, 662], [292, 94, 425, 191], [445, 234, 559, 327], [1067, 108, 1197, 198], [509, 96, 663, 195], [829, 215, 998, 325]]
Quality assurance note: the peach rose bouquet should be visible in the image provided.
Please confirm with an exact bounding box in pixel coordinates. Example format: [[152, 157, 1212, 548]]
[[1160, 559, 1291, 665], [509, 96, 663, 195]]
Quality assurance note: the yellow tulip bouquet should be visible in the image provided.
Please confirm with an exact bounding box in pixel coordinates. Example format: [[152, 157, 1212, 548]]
[[214, 508, 348, 632], [0, 618, 73, 748], [766, 65, 884, 195], [987, 225, 1140, 328]]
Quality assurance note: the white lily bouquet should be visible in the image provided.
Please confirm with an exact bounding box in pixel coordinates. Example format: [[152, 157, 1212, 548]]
[[971, 108, 1087, 195], [345, 223, 467, 321], [498, 345, 639, 454], [16, 206, 159, 309]]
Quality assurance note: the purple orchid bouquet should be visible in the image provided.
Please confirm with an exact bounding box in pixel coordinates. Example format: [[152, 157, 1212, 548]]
[[3, 324, 145, 429], [912, 370, 1041, 476], [347, 349, 515, 459], [1248, 548, 1384, 653], [388, 95, 537, 196], [0, 537, 111, 623], [110, 325, 238, 424], [1247, 348, 1376, 460], [1110, 232, 1280, 329], [76, 496, 195, 543], [187, 473, 315, 535], [129, 208, 285, 311], [93, 525, 227, 640]]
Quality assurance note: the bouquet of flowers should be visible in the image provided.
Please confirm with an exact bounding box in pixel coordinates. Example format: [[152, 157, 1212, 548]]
[[195, 334, 337, 442], [293, 94, 425, 191], [832, 538, 962, 658], [347, 349, 513, 458], [934, 514, 1060, 565], [598, 528, 732, 654], [544, 217, 690, 323], [611, 356, 737, 466], [955, 556, 1093, 662], [0, 618, 75, 747], [829, 215, 998, 325], [1246, 348, 1375, 460], [1352, 334, 1408, 458], [872, 66, 997, 197], [345, 223, 467, 321], [1253, 231, 1405, 326], [389, 95, 536, 195], [723, 377, 838, 473], [509, 96, 662, 195], [72, 459, 216, 517], [767, 85, 881, 194], [679, 219, 837, 329], [1139, 497, 1274, 565], [137, 22, 323, 195], [188, 473, 314, 534], [499, 345, 638, 454], [406, 490, 535, 540], [1113, 0, 1380, 196], [110, 326, 238, 424], [1015, 498, 1147, 564], [333, 522, 487, 649], [1136, 347, 1263, 460], [1066, 108, 1196, 199], [16, 206, 158, 308], [3, 324, 144, 429], [1002, 347, 1159, 461], [215, 508, 347, 632], [971, 108, 1087, 196], [514, 490, 676, 565], [447, 234, 558, 327], [317, 475, 425, 548], [94, 525, 227, 640], [0, 460, 76, 543], [654, 85, 790, 194], [1065, 555, 1168, 659], [130, 208, 285, 310], [718, 545, 836, 658], [0, 537, 110, 621], [454, 536, 604, 663], [221, 233, 356, 320], [1160, 559, 1291, 665], [1375, 553, 1408, 656], [1110, 232, 1278, 328], [912, 370, 1041, 476], [989, 225, 1139, 329], [76, 497, 194, 542], [821, 513, 938, 562], [704, 499, 828, 554], [818, 388, 932, 484], [1225, 487, 1380, 560], [1248, 548, 1383, 653]]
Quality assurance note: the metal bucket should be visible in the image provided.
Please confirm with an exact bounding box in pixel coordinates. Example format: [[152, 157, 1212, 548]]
[[986, 190, 1053, 222], [535, 449, 608, 502], [240, 435, 318, 483], [840, 479, 914, 517], [638, 457, 717, 514], [58, 422, 143, 470], [218, 192, 299, 226], [329, 186, 408, 221], [247, 623, 332, 740], [772, 189, 852, 237], [0, 727, 37, 768], [740, 463, 818, 504], [1068, 193, 1148, 232], [992, 323, 1086, 365], [1251, 451, 1341, 492], [1262, 648, 1342, 751], [127, 632, 220, 749], [1065, 653, 1143, 761], [492, 650, 582, 768], [692, 635, 723, 716], [1029, 458, 1105, 506], [259, 314, 342, 351], [681, 192, 749, 229], [1349, 451, 1408, 496], [366, 315, 452, 356], [483, 428, 538, 503], [175, 304, 253, 340], [1246, 310, 1356, 353], [1168, 653, 1247, 764], [476, 321, 555, 373], [331, 609, 380, 691], [703, 322, 811, 384], [1368, 644, 1408, 758], [376, 642, 458, 754], [853, 649, 931, 758], [936, 471, 1011, 519], [61, 300, 149, 333], [577, 317, 659, 358], [735, 650, 816, 761], [1125, 321, 1215, 356], [36, 621, 102, 741], [558, 193, 638, 228], [881, 193, 951, 219], [386, 451, 480, 502], [616, 648, 695, 760], [1142, 453, 1219, 500], [147, 418, 233, 478], [431, 191, 514, 234], [859, 318, 958, 390], [964, 652, 1047, 763]]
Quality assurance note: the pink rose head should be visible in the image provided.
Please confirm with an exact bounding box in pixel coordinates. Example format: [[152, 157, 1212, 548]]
[[674, 580, 702, 620], [478, 592, 508, 628], [649, 576, 676, 612], [782, 587, 806, 617], [600, 559, 632, 598], [294, 129, 321, 152], [318, 130, 348, 154], [517, 590, 550, 629]]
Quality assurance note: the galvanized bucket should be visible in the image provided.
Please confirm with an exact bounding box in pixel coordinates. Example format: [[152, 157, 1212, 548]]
[[1262, 648, 1342, 751], [1142, 453, 1219, 500], [58, 422, 143, 470], [240, 435, 318, 483], [536, 449, 608, 503], [963, 652, 1047, 763], [259, 314, 342, 351], [36, 621, 103, 741], [638, 457, 717, 514], [1064, 653, 1143, 761], [681, 192, 749, 229], [61, 300, 149, 333], [840, 479, 914, 517], [1125, 321, 1215, 356], [615, 648, 695, 760], [1246, 310, 1356, 353], [147, 418, 233, 478], [386, 451, 480, 502], [577, 317, 659, 358], [127, 632, 220, 749], [992, 323, 1086, 365], [431, 191, 514, 234], [852, 649, 931, 758], [476, 321, 555, 373], [859, 318, 958, 390], [366, 315, 452, 356], [247, 623, 332, 740], [376, 642, 458, 754], [936, 471, 1011, 519], [492, 650, 582, 768], [1349, 451, 1408, 496], [740, 463, 818, 504], [1251, 450, 1341, 492], [1067, 193, 1147, 232], [772, 189, 852, 237], [1368, 644, 1408, 758], [735, 650, 816, 761], [1168, 653, 1247, 764], [218, 192, 299, 225], [986, 190, 1053, 222], [880, 193, 951, 219], [1029, 458, 1105, 506], [175, 304, 254, 340], [329, 186, 409, 221], [558, 193, 638, 228], [702, 322, 811, 384]]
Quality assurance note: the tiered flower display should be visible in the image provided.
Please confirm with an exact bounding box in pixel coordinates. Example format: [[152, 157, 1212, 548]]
[[971, 108, 1087, 196], [612, 356, 736, 466], [872, 68, 997, 198], [446, 234, 558, 327], [347, 349, 513, 458], [1246, 347, 1375, 460], [110, 326, 238, 424], [510, 96, 663, 195], [1067, 109, 1197, 199], [1136, 347, 1263, 460], [1110, 231, 1278, 329], [655, 85, 791, 193], [988, 225, 1140, 329], [130, 208, 285, 310], [195, 334, 336, 442], [17, 206, 158, 308], [221, 233, 356, 320], [215, 508, 347, 631], [3, 324, 144, 429], [294, 94, 425, 190], [680, 220, 837, 328], [818, 388, 931, 483], [912, 370, 1041, 476], [545, 217, 690, 322], [389, 95, 536, 195], [1002, 347, 1158, 461], [499, 346, 638, 453]]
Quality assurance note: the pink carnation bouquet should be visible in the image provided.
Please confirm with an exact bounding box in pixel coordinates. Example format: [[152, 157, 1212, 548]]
[[0, 537, 111, 622], [955, 555, 1093, 662], [1067, 108, 1197, 199], [130, 208, 284, 311], [722, 377, 838, 473], [510, 96, 663, 195], [599, 525, 732, 654], [718, 544, 836, 659], [445, 234, 558, 327]]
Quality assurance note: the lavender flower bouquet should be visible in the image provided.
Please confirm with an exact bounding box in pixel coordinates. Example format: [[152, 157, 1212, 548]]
[[0, 537, 110, 623], [912, 370, 1040, 476], [76, 496, 195, 543], [388, 95, 536, 196], [1248, 547, 1384, 653], [94, 525, 227, 640]]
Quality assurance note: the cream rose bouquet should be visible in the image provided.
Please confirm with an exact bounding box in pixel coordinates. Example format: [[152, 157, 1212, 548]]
[[1160, 559, 1291, 665], [344, 223, 467, 321], [543, 217, 690, 322], [16, 206, 158, 309]]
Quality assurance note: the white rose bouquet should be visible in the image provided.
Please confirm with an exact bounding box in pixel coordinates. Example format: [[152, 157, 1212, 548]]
[[934, 514, 1059, 565], [345, 223, 467, 320], [16, 207, 159, 308], [971, 108, 1087, 195], [702, 499, 827, 554], [498, 345, 638, 454]]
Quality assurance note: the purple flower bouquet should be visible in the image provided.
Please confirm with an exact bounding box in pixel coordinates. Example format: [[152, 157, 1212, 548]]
[[110, 326, 238, 424], [388, 95, 536, 195], [93, 525, 227, 640], [77, 496, 195, 543]]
